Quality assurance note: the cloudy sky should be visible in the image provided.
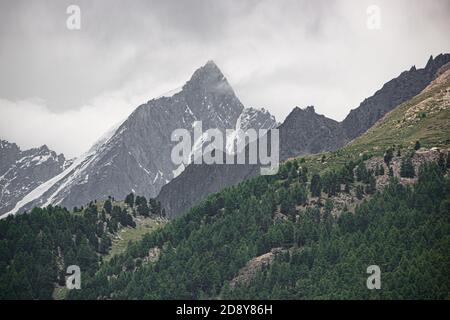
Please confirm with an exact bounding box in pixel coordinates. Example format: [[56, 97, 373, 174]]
[[0, 0, 449, 158]]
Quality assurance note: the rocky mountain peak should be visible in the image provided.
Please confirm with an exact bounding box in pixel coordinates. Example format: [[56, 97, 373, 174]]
[[177, 61, 244, 129], [304, 105, 316, 113], [425, 53, 450, 75], [183, 60, 229, 92], [279, 106, 346, 159], [5, 62, 275, 217], [285, 105, 324, 122], [36, 144, 50, 152], [0, 139, 68, 216]]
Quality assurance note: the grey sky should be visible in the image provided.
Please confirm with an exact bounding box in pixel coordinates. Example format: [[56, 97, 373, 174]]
[[0, 0, 449, 157]]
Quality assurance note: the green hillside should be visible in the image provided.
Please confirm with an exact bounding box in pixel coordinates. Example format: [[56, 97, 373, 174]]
[[0, 196, 166, 299], [1, 67, 449, 300], [66, 70, 450, 299], [298, 65, 450, 175], [350, 66, 450, 152]]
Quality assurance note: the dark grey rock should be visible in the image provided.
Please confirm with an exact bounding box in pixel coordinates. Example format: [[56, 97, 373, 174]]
[[279, 106, 347, 160], [0, 140, 68, 216], [342, 54, 450, 140]]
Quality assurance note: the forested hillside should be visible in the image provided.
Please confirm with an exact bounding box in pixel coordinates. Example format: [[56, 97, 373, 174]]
[[1, 61, 449, 301], [67, 155, 450, 299], [65, 62, 450, 299], [0, 196, 166, 299]]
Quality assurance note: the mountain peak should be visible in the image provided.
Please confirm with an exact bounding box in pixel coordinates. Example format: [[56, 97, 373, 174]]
[[291, 105, 317, 115], [205, 59, 219, 68], [183, 60, 228, 91], [304, 105, 316, 113], [425, 53, 450, 71]]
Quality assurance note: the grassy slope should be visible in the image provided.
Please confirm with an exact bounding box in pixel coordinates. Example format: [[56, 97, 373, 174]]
[[105, 217, 166, 262], [52, 200, 167, 299], [298, 66, 450, 174], [87, 199, 168, 262]]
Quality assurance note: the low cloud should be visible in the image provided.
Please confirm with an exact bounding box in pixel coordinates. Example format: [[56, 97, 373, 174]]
[[0, 0, 449, 157], [0, 79, 184, 158]]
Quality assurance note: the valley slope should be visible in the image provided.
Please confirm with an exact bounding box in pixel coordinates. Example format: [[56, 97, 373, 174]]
[[68, 64, 450, 299], [157, 54, 450, 218]]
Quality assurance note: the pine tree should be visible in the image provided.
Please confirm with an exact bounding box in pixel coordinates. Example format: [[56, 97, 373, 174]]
[[384, 148, 394, 165], [344, 183, 350, 193], [365, 175, 376, 194], [135, 196, 147, 207], [137, 202, 150, 217], [414, 140, 421, 150], [400, 157, 415, 178], [356, 185, 364, 200], [310, 174, 322, 197], [437, 153, 446, 172], [103, 200, 112, 214], [388, 166, 394, 177], [447, 152, 450, 169], [125, 193, 135, 207], [356, 163, 368, 182]]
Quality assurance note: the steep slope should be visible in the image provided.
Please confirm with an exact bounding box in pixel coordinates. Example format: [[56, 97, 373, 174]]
[[157, 105, 343, 218], [157, 54, 450, 218], [344, 61, 450, 155], [0, 140, 70, 216], [291, 61, 450, 176], [70, 73, 450, 298], [342, 53, 450, 140], [2, 59, 449, 300], [279, 106, 346, 159], [6, 61, 276, 217]]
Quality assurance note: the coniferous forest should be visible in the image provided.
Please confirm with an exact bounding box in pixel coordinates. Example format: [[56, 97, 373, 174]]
[[1, 151, 449, 300]]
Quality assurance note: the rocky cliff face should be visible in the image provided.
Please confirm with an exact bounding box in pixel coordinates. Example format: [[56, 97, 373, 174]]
[[5, 61, 276, 217], [157, 105, 345, 218], [342, 54, 450, 140], [0, 140, 69, 216], [279, 106, 347, 160]]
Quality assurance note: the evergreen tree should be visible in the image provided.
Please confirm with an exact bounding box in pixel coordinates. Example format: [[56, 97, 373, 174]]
[[356, 163, 368, 182], [125, 193, 135, 207], [310, 174, 322, 197], [103, 200, 112, 214], [137, 202, 150, 217], [365, 175, 376, 194], [135, 196, 147, 207], [414, 140, 421, 150], [384, 148, 394, 165], [437, 153, 446, 173], [356, 185, 364, 199], [400, 157, 415, 178], [447, 152, 450, 169], [388, 166, 394, 177]]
